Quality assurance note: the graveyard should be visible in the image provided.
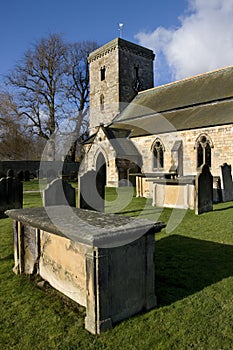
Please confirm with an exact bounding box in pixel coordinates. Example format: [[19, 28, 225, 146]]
[[1, 11, 233, 350], [0, 180, 233, 349]]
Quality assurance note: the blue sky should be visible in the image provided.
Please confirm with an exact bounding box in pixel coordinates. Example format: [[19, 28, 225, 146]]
[[1, 0, 233, 86]]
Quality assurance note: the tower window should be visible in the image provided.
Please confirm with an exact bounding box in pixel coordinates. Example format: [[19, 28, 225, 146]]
[[195, 134, 213, 168], [100, 94, 104, 111], [133, 64, 143, 92], [100, 67, 105, 81], [152, 139, 164, 170], [134, 65, 139, 79]]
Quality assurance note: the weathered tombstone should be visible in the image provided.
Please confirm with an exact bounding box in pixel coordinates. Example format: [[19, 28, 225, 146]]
[[43, 178, 76, 207], [7, 169, 14, 178], [78, 170, 105, 212], [195, 164, 213, 215], [6, 177, 23, 210], [220, 163, 233, 202], [213, 176, 222, 203], [17, 170, 24, 182], [1, 177, 23, 217], [7, 206, 166, 334], [24, 170, 30, 182], [0, 178, 7, 217]]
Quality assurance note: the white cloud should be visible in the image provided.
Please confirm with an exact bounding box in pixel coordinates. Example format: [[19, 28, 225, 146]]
[[135, 0, 233, 84]]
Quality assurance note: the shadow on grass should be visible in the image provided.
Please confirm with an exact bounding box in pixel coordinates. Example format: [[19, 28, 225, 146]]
[[155, 235, 233, 307], [213, 205, 233, 212], [112, 207, 161, 215], [0, 254, 14, 261]]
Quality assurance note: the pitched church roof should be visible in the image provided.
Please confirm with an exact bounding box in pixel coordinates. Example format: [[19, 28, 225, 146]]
[[84, 125, 142, 165], [112, 65, 233, 137]]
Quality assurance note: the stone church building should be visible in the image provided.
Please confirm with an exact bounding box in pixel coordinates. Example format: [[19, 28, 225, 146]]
[[82, 37, 233, 209]]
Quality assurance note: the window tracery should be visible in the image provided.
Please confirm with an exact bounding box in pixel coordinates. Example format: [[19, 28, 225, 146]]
[[195, 134, 213, 168]]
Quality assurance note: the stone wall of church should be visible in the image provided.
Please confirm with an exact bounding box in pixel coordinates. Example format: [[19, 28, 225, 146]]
[[82, 124, 233, 197], [132, 124, 233, 177]]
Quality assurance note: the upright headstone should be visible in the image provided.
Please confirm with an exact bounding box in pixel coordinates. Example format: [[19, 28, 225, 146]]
[[195, 164, 213, 215], [24, 170, 30, 182], [0, 178, 7, 217], [17, 170, 24, 182], [43, 178, 76, 207], [7, 169, 14, 178], [7, 177, 23, 210], [213, 176, 222, 203], [78, 170, 105, 212], [0, 177, 23, 217], [220, 163, 233, 202]]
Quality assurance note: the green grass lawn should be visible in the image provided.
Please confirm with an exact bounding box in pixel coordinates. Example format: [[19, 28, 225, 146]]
[[23, 179, 78, 192], [0, 182, 232, 349]]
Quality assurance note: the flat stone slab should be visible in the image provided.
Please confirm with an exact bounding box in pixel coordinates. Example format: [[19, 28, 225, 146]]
[[6, 206, 165, 248]]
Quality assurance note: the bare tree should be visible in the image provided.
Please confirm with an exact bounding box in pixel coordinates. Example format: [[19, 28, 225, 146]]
[[7, 34, 67, 160], [65, 41, 98, 161], [0, 92, 44, 160], [6, 34, 98, 161]]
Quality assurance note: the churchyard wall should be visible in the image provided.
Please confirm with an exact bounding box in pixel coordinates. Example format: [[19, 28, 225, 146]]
[[0, 161, 80, 179]]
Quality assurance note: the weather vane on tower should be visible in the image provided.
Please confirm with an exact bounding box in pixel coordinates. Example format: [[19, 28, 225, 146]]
[[118, 23, 124, 38]]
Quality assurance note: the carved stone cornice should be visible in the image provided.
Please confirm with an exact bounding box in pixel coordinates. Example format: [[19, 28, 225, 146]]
[[88, 37, 155, 63]]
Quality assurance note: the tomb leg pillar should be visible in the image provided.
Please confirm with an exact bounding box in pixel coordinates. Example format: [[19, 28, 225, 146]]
[[85, 249, 112, 334], [85, 251, 96, 334], [145, 230, 157, 309], [13, 220, 24, 274], [95, 249, 112, 333]]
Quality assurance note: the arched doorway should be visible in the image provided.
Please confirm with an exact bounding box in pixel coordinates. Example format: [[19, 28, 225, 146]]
[[96, 152, 107, 200]]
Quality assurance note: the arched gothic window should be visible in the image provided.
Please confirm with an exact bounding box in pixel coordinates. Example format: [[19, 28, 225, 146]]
[[152, 139, 164, 170], [195, 134, 213, 168]]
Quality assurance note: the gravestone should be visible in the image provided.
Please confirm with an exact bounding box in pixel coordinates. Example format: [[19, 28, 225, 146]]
[[17, 170, 24, 182], [7, 177, 23, 210], [43, 178, 76, 207], [0, 178, 7, 217], [78, 170, 105, 212], [7, 206, 166, 334], [24, 170, 30, 182], [0, 177, 23, 217], [7, 169, 14, 178], [195, 164, 213, 215], [213, 176, 222, 203], [220, 163, 233, 202]]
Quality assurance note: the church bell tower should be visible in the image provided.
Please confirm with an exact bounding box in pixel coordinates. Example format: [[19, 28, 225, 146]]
[[88, 38, 155, 133]]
